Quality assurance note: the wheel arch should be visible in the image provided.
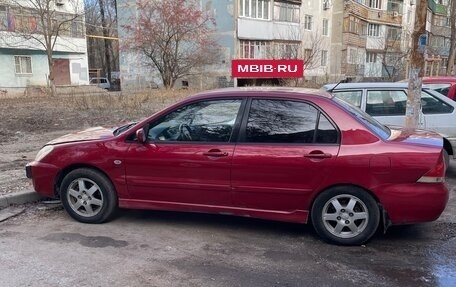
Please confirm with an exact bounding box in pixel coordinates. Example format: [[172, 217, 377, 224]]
[[54, 164, 115, 199], [443, 137, 453, 156], [310, 183, 390, 232]]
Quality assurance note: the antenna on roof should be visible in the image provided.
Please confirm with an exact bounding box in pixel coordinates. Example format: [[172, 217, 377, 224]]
[[327, 78, 348, 93]]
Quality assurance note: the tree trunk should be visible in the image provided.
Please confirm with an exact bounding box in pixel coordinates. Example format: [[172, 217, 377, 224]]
[[98, 0, 112, 84], [47, 52, 56, 97], [406, 0, 427, 129], [447, 0, 456, 75]]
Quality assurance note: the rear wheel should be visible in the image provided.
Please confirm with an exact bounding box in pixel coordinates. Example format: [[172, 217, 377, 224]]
[[311, 186, 380, 245], [60, 168, 117, 223]]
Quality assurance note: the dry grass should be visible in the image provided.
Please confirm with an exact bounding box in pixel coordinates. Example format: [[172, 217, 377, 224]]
[[0, 89, 196, 141]]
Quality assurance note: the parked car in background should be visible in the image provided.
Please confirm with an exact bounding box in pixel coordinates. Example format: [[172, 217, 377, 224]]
[[323, 82, 456, 163], [89, 77, 111, 90], [26, 88, 448, 245], [422, 76, 456, 100]]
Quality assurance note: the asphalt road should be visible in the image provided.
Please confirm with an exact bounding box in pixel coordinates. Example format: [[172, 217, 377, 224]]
[[0, 169, 455, 287]]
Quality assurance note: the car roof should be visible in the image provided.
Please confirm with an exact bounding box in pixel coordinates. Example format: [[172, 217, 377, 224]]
[[422, 76, 456, 83], [323, 82, 410, 90], [188, 87, 333, 100]]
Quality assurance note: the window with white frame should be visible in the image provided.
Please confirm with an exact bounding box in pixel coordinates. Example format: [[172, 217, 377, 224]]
[[239, 0, 270, 20], [368, 0, 381, 9], [14, 55, 32, 74], [240, 40, 271, 58], [274, 42, 300, 59], [347, 47, 358, 64], [321, 50, 328, 66], [366, 52, 377, 63], [304, 15, 312, 30], [387, 27, 400, 40], [368, 23, 380, 36], [273, 1, 300, 23], [323, 19, 329, 36]]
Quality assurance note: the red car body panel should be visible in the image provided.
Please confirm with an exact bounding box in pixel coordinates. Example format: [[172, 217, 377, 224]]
[[26, 88, 449, 225]]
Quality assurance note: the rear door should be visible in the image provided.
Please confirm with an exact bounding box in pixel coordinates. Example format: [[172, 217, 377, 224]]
[[231, 98, 340, 213]]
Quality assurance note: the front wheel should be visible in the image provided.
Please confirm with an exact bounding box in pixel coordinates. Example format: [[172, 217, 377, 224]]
[[311, 186, 380, 245], [60, 168, 118, 223]]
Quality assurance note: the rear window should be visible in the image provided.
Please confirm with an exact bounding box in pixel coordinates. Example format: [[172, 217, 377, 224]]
[[424, 83, 451, 97], [333, 97, 391, 140]]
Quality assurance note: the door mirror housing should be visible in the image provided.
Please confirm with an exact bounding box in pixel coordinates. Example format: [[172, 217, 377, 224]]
[[136, 128, 146, 144]]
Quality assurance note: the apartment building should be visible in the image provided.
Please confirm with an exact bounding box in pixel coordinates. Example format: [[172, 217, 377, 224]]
[[0, 0, 89, 93], [117, 0, 454, 89], [117, 0, 333, 89]]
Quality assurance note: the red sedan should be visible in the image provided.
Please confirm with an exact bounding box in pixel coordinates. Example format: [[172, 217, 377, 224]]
[[26, 88, 449, 245]]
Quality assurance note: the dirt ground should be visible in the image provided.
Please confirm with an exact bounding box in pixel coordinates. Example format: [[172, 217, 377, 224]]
[[0, 90, 192, 195]]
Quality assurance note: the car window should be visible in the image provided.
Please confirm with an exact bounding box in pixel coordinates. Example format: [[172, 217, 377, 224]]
[[244, 99, 338, 144], [420, 90, 454, 114], [100, 79, 107, 83], [366, 90, 406, 116], [333, 97, 390, 140], [332, 90, 362, 107], [148, 99, 242, 142], [425, 83, 451, 97]]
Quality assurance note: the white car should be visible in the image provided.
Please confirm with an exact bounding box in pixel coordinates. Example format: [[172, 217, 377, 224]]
[[323, 82, 456, 161], [89, 77, 111, 90]]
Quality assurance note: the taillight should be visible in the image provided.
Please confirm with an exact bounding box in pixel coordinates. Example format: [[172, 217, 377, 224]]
[[417, 151, 446, 183]]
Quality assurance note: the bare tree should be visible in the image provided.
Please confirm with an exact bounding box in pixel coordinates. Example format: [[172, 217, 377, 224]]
[[272, 26, 328, 86], [0, 0, 85, 96], [376, 28, 410, 81], [85, 0, 118, 83], [446, 0, 456, 75], [122, 0, 220, 89], [406, 0, 427, 129]]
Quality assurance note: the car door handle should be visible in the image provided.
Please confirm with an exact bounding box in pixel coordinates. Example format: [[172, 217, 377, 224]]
[[203, 150, 229, 157], [304, 151, 332, 159]]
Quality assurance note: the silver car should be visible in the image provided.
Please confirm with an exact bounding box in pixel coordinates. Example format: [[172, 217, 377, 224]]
[[323, 82, 456, 162]]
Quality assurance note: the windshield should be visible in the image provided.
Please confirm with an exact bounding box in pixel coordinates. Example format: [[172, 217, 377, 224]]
[[424, 83, 451, 97], [333, 97, 391, 140]]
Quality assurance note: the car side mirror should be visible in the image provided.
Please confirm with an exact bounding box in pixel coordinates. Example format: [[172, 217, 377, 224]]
[[136, 128, 146, 144]]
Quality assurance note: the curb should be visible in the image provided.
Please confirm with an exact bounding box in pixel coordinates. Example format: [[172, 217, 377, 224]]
[[0, 190, 44, 209]]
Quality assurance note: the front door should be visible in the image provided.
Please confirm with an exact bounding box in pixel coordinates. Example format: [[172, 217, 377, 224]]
[[124, 99, 243, 207]]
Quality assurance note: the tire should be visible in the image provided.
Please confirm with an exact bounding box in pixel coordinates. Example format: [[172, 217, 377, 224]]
[[311, 186, 380, 246], [60, 168, 118, 223], [443, 150, 450, 170]]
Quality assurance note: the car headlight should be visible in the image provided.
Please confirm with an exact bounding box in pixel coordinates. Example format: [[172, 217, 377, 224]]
[[35, 145, 54, 162]]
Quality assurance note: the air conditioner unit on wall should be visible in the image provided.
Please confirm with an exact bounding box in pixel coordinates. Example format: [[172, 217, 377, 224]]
[[55, 0, 64, 6], [392, 11, 399, 17]]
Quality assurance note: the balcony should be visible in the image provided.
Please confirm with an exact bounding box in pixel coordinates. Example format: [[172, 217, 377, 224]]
[[345, 1, 402, 25], [428, 0, 447, 15]]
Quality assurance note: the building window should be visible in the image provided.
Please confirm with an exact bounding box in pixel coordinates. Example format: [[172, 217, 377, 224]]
[[240, 40, 271, 58], [273, 1, 300, 23], [321, 50, 328, 66], [366, 52, 377, 63], [274, 42, 300, 59], [347, 47, 358, 64], [304, 15, 312, 30], [387, 27, 400, 40], [239, 0, 270, 20], [368, 0, 381, 9], [323, 19, 329, 36], [368, 23, 380, 36], [14, 55, 32, 74], [387, 0, 402, 13]]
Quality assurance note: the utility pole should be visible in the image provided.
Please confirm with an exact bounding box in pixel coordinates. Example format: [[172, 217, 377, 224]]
[[406, 0, 427, 129]]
